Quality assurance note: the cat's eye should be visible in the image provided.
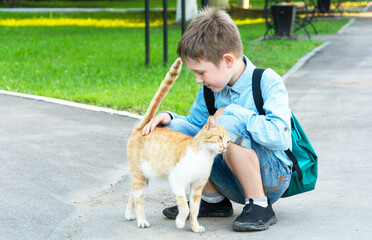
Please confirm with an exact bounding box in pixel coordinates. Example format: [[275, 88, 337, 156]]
[[218, 136, 223, 140]]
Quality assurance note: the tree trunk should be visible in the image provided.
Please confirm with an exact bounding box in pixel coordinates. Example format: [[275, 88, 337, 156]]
[[208, 0, 230, 10], [238, 0, 250, 9], [175, 0, 198, 23]]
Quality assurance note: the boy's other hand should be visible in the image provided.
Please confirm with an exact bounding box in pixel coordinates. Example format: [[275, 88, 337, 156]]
[[141, 112, 172, 136], [213, 107, 225, 118]]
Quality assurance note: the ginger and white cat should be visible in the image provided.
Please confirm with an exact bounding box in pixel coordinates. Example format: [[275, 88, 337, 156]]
[[125, 58, 230, 233]]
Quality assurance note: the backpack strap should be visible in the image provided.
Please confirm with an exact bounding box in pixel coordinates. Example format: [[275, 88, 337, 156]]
[[203, 85, 217, 116], [251, 68, 303, 181], [252, 68, 265, 115], [285, 149, 302, 181]]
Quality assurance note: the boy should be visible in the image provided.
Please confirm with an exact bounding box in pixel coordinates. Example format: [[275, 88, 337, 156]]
[[141, 7, 292, 231]]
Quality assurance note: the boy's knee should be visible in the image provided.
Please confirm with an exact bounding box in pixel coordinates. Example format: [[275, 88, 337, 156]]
[[216, 115, 252, 149], [216, 115, 243, 133]]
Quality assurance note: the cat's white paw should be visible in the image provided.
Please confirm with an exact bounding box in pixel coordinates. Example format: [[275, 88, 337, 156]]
[[137, 219, 150, 228], [192, 225, 205, 233], [125, 210, 136, 221], [175, 218, 185, 229]]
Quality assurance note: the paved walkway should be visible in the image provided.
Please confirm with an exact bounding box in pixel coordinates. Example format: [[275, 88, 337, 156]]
[[1, 8, 372, 240]]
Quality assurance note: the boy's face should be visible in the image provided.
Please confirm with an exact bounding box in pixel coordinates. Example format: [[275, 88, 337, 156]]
[[185, 57, 234, 93]]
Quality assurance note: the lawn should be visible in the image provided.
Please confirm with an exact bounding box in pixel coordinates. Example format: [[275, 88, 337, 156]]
[[0, 11, 349, 115]]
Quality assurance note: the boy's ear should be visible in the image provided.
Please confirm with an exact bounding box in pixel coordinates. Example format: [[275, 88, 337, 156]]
[[206, 116, 217, 130], [222, 53, 234, 68]]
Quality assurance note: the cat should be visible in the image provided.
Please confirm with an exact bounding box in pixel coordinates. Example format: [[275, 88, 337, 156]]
[[125, 58, 230, 233]]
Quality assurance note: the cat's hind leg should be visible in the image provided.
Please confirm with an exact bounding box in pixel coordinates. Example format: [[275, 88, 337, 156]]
[[125, 192, 136, 221], [131, 173, 150, 228], [189, 180, 208, 233]]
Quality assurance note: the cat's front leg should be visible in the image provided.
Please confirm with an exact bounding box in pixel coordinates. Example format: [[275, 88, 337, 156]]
[[189, 182, 206, 233], [174, 194, 189, 229]]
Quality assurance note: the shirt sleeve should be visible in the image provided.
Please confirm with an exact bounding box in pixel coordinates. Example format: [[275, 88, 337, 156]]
[[223, 69, 292, 151], [167, 85, 210, 129]]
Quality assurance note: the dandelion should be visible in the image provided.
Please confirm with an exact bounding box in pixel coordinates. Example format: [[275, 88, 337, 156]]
[[234, 18, 265, 25]]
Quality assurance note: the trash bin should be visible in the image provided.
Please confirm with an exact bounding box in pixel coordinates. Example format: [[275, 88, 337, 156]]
[[317, 0, 331, 13], [271, 4, 296, 37]]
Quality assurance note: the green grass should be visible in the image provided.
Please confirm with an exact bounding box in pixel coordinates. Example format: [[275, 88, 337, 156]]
[[0, 25, 193, 114], [309, 17, 350, 33], [0, 13, 349, 115]]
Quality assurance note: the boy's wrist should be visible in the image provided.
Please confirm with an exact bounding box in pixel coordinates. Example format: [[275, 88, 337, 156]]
[[158, 111, 173, 120], [166, 112, 173, 120]]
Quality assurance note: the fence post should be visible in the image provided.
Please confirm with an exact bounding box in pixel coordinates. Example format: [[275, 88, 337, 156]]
[[163, 0, 168, 66], [145, 0, 150, 67], [181, 0, 186, 34]]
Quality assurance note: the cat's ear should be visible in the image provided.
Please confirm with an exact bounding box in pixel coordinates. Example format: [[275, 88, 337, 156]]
[[206, 116, 217, 130]]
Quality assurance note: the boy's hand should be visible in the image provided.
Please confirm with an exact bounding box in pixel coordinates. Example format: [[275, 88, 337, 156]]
[[213, 107, 225, 118], [141, 112, 172, 136]]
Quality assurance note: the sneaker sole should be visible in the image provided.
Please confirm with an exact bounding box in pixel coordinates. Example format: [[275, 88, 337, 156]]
[[232, 215, 277, 232], [163, 208, 234, 220]]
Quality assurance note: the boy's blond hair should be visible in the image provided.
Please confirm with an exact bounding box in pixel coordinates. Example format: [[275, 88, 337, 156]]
[[177, 7, 243, 66]]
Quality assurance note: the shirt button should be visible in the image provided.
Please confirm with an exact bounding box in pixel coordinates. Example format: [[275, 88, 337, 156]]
[[284, 127, 288, 131]]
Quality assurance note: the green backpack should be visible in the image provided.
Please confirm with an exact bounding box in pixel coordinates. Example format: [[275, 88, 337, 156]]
[[203, 68, 318, 198]]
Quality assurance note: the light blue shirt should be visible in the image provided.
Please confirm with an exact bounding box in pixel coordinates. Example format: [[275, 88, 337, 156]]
[[169, 56, 292, 167]]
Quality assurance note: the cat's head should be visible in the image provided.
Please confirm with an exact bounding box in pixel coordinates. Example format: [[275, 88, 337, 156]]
[[199, 116, 230, 153]]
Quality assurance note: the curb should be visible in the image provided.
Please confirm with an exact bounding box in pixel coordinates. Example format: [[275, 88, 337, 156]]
[[281, 41, 330, 82], [282, 16, 356, 82], [0, 90, 143, 119], [337, 18, 355, 34]]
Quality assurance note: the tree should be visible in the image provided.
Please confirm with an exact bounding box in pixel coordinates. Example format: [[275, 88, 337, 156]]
[[175, 0, 198, 23]]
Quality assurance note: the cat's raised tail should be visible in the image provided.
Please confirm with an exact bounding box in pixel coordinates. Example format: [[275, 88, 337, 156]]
[[136, 58, 182, 130]]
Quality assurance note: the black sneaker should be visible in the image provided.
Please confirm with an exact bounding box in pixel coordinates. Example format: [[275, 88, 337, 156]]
[[232, 199, 277, 231], [162, 197, 233, 220]]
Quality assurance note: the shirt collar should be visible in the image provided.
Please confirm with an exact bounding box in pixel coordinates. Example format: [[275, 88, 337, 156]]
[[229, 55, 256, 94]]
